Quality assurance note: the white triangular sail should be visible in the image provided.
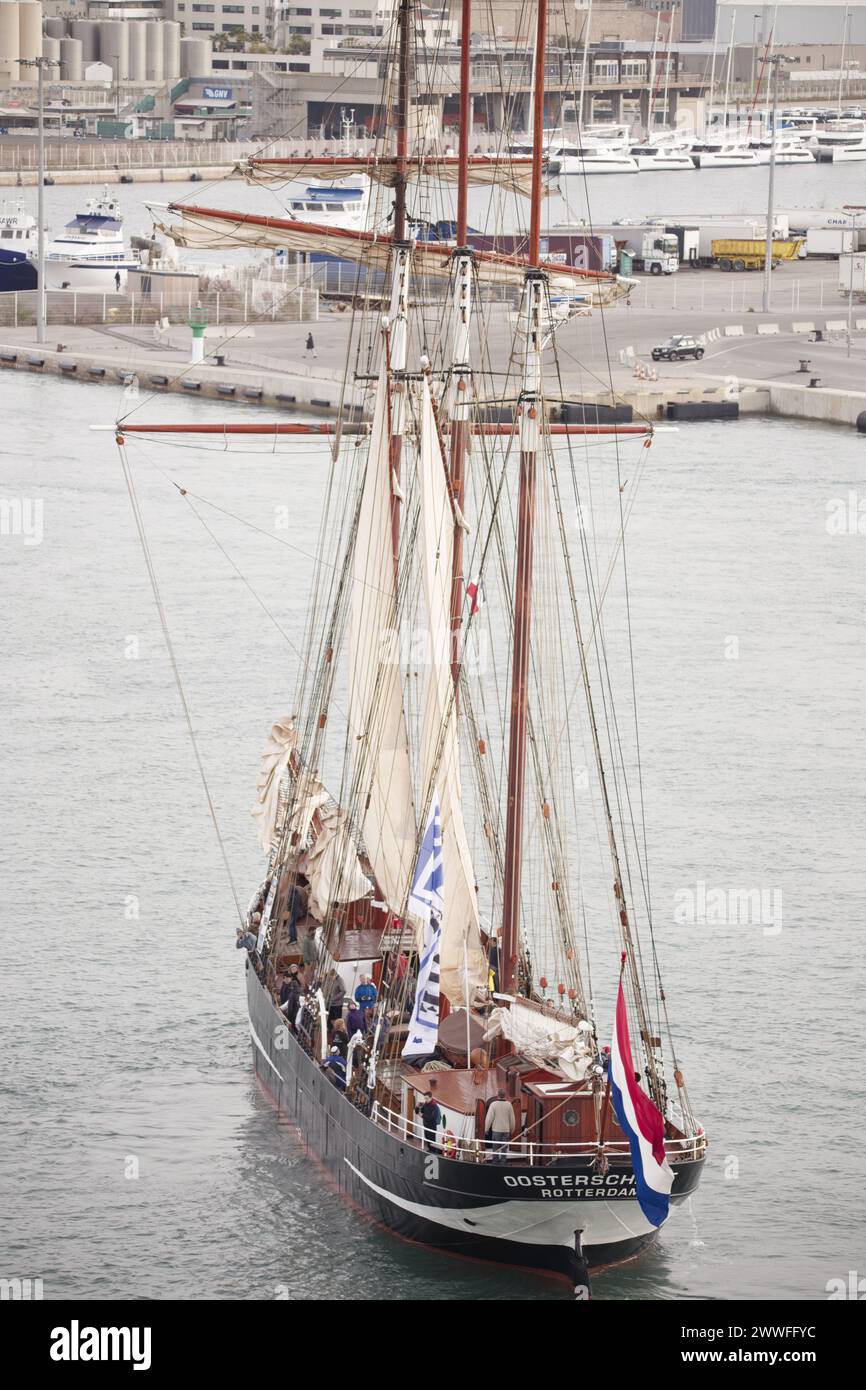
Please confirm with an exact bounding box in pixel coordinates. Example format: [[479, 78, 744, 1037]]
[[417, 376, 487, 1003], [347, 368, 417, 913]]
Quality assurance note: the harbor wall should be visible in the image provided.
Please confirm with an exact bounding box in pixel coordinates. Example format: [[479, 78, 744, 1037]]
[[1, 341, 863, 430]]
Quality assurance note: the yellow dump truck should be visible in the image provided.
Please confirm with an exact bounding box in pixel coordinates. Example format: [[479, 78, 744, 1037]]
[[711, 238, 804, 271]]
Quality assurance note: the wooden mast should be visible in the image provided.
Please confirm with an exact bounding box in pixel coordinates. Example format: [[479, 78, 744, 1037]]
[[448, 0, 472, 693], [393, 0, 411, 243], [500, 0, 547, 998], [388, 0, 412, 564]]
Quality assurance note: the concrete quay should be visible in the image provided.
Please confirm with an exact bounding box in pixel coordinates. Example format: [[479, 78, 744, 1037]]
[[1, 274, 865, 430]]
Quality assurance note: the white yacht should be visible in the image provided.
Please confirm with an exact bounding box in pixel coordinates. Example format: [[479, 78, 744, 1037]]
[[40, 189, 138, 290], [628, 142, 695, 171], [555, 141, 639, 176], [691, 142, 760, 168], [749, 135, 816, 164], [814, 119, 866, 162], [286, 178, 371, 231]]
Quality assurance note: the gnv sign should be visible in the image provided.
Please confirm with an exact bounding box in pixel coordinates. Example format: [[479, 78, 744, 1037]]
[[203, 86, 232, 100]]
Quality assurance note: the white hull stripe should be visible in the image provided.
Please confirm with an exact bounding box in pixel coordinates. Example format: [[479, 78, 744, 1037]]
[[249, 1018, 283, 1081], [343, 1159, 656, 1249]]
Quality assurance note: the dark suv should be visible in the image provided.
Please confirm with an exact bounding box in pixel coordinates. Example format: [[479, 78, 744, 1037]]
[[651, 335, 705, 362]]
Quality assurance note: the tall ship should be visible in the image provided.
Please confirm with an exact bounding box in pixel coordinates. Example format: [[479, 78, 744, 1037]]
[[117, 0, 707, 1295]]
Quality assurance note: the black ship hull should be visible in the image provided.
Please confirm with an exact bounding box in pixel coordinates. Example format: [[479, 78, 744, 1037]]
[[246, 965, 705, 1288]]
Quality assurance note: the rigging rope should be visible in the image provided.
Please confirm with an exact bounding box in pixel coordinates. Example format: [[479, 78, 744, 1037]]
[[116, 437, 245, 925]]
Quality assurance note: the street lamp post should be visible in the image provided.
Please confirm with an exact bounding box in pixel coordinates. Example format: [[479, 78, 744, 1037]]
[[762, 56, 780, 314], [843, 205, 866, 360], [18, 56, 59, 346]]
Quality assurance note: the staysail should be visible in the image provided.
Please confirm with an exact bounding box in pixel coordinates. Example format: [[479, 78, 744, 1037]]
[[151, 204, 633, 305], [417, 375, 486, 1002], [347, 367, 417, 914]]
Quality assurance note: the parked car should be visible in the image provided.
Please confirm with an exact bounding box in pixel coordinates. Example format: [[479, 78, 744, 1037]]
[[651, 334, 705, 361]]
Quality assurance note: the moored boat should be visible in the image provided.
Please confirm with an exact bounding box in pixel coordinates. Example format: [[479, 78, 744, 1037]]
[[39, 188, 138, 291]]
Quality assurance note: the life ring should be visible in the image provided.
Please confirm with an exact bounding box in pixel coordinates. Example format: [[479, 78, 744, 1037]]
[[442, 1129, 458, 1159]]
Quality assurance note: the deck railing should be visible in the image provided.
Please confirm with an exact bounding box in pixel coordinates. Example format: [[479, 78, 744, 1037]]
[[371, 1100, 707, 1165]]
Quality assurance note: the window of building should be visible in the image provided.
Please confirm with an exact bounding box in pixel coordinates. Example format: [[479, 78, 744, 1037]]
[[192, 3, 214, 10], [289, 61, 309, 71], [192, 19, 215, 27], [222, 4, 244, 10]]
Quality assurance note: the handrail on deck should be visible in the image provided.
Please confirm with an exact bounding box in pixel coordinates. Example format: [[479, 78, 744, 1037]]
[[371, 1101, 707, 1165]]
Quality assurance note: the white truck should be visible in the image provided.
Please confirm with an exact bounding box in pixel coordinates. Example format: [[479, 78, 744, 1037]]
[[575, 223, 680, 274], [639, 229, 679, 275], [839, 254, 866, 299], [806, 227, 856, 257]]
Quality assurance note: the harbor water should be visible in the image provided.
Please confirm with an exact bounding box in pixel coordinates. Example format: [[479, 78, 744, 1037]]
[[1, 373, 864, 1300], [4, 159, 864, 253]]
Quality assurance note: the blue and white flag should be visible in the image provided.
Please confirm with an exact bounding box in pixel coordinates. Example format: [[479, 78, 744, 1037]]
[[402, 796, 444, 1058]]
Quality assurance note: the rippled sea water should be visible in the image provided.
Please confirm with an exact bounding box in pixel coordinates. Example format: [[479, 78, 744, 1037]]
[[1, 372, 864, 1300]]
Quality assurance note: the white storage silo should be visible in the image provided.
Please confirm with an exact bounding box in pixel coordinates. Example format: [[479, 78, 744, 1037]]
[[0, 3, 21, 84], [98, 19, 128, 80], [42, 34, 61, 68], [162, 20, 181, 81], [60, 36, 83, 83], [44, 16, 66, 40], [180, 36, 211, 80], [69, 18, 99, 63], [127, 22, 147, 82], [145, 20, 162, 82], [18, 1, 42, 64]]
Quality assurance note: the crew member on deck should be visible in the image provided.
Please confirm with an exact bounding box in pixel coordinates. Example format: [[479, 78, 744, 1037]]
[[346, 998, 367, 1037], [323, 1046, 347, 1089], [415, 1089, 442, 1153], [484, 1090, 515, 1164], [355, 975, 378, 1013]]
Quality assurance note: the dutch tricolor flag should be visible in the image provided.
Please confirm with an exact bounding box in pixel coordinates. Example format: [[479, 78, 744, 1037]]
[[609, 979, 675, 1228]]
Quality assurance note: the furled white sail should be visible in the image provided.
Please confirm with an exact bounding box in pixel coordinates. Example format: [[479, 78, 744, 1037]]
[[347, 368, 417, 914], [238, 154, 541, 198], [304, 805, 372, 920], [416, 376, 487, 1002], [152, 204, 633, 305], [483, 999, 595, 1081], [251, 715, 297, 854]]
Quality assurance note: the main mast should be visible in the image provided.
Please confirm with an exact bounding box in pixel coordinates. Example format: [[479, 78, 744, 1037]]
[[387, 0, 412, 563], [500, 0, 547, 998], [448, 0, 473, 692]]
